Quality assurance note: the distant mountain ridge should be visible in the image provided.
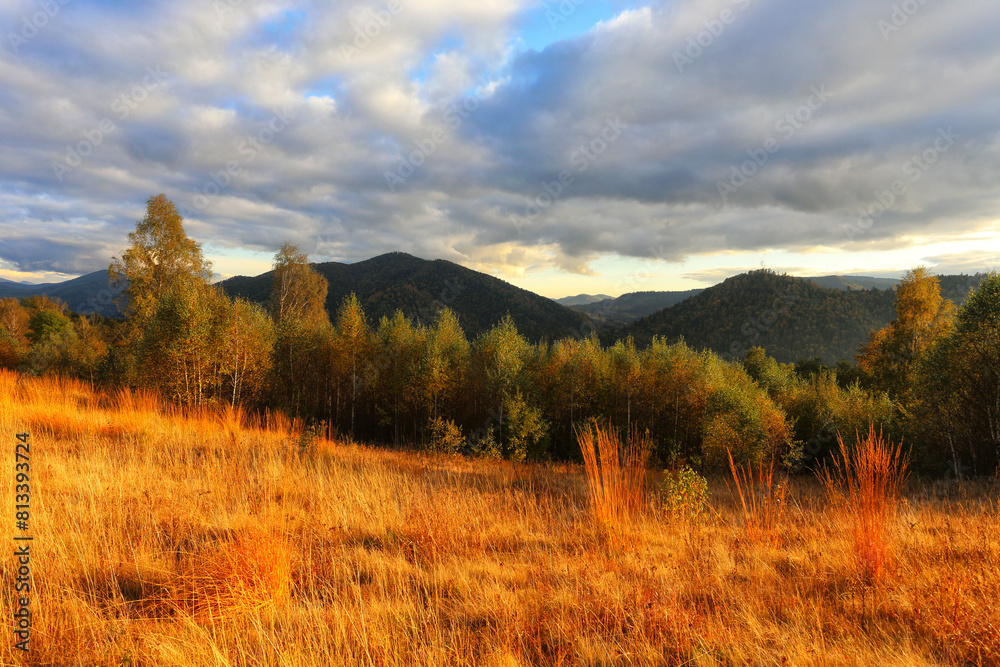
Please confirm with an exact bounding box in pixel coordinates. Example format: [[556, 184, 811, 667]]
[[571, 289, 706, 325], [220, 252, 596, 343], [604, 270, 986, 363], [554, 294, 613, 307], [1, 260, 987, 359], [0, 270, 122, 317]]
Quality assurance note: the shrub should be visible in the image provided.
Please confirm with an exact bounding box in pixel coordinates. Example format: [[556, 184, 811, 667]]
[[427, 415, 464, 454], [577, 423, 650, 528], [503, 392, 550, 462], [661, 465, 710, 523], [818, 425, 909, 583]]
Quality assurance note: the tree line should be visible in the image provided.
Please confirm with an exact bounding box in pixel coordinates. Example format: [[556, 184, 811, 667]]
[[1, 195, 997, 476]]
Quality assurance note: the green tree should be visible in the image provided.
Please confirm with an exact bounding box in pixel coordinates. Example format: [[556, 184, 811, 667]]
[[473, 315, 528, 451], [268, 245, 331, 413], [332, 293, 372, 438], [25, 309, 76, 375], [269, 243, 329, 326], [108, 194, 216, 402], [914, 273, 1000, 475], [219, 298, 274, 405], [857, 267, 953, 405]]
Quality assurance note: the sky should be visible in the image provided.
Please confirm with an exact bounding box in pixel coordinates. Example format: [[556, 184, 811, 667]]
[[1, 0, 998, 298]]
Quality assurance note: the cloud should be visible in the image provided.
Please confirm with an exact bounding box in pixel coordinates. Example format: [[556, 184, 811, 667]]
[[1, 0, 999, 282]]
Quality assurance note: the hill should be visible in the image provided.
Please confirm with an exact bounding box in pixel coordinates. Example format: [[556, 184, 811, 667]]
[[604, 270, 899, 363], [0, 270, 122, 317], [220, 251, 597, 342], [806, 275, 902, 291], [554, 294, 613, 306], [572, 289, 704, 325]]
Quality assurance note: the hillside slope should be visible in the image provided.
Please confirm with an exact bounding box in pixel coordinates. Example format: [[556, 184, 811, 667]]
[[221, 252, 596, 342], [0, 270, 121, 317], [604, 270, 899, 363]]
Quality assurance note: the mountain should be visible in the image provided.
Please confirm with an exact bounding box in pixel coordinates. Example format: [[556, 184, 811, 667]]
[[604, 270, 901, 363], [220, 252, 597, 342], [806, 275, 902, 291], [572, 289, 704, 325], [0, 270, 122, 317], [555, 294, 613, 307]]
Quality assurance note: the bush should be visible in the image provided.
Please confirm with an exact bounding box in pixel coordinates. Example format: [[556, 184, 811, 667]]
[[702, 377, 791, 470], [502, 392, 550, 462], [427, 416, 464, 454], [661, 466, 710, 523]]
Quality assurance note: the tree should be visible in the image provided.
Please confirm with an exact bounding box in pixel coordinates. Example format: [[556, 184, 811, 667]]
[[269, 243, 329, 326], [268, 245, 330, 413], [0, 298, 30, 368], [332, 293, 372, 438], [108, 194, 216, 401], [218, 298, 274, 405], [110, 194, 212, 322], [857, 267, 953, 405], [914, 273, 1000, 475], [473, 315, 528, 454], [25, 309, 75, 375], [421, 308, 469, 422]]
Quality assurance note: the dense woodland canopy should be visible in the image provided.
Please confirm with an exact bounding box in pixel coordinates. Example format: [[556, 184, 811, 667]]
[[2, 194, 998, 476]]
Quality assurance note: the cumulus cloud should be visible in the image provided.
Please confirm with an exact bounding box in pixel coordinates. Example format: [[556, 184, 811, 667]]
[[1, 0, 998, 280]]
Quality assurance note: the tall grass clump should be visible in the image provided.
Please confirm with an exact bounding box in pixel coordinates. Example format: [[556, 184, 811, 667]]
[[576, 423, 651, 529], [726, 449, 787, 547], [819, 424, 909, 582]]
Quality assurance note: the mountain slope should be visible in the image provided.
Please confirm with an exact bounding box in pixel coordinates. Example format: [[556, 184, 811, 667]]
[[604, 270, 899, 363], [220, 252, 596, 342], [555, 294, 613, 307], [806, 275, 902, 291], [0, 270, 122, 317], [573, 289, 704, 325]]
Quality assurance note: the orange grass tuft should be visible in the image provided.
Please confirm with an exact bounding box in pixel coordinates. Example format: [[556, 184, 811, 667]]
[[819, 424, 909, 583], [576, 422, 650, 529], [726, 449, 787, 547]]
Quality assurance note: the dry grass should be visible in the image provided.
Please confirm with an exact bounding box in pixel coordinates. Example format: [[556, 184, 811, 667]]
[[576, 423, 651, 532], [1, 370, 998, 665], [726, 451, 787, 548], [819, 426, 910, 584]]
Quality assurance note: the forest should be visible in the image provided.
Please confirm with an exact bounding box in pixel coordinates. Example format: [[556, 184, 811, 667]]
[[2, 194, 998, 478]]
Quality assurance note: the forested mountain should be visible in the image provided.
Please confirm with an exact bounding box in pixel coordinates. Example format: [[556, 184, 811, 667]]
[[572, 289, 705, 325], [554, 294, 613, 306], [220, 252, 596, 342], [0, 270, 120, 317], [604, 270, 900, 363], [807, 275, 901, 291]]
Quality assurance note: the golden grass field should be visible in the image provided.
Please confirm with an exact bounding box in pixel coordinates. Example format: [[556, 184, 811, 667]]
[[1, 369, 998, 666]]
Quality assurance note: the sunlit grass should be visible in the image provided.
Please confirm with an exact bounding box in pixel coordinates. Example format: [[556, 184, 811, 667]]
[[0, 369, 997, 665]]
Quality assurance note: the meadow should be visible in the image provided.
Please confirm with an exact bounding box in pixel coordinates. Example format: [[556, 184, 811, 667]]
[[1, 370, 998, 666]]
